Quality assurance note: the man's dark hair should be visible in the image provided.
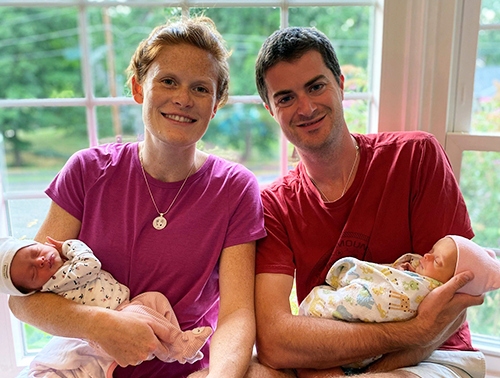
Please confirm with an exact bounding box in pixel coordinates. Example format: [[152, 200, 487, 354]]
[[255, 27, 342, 107]]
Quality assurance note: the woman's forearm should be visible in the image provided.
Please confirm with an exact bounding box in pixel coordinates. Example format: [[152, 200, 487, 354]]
[[207, 308, 256, 378], [9, 292, 105, 339]]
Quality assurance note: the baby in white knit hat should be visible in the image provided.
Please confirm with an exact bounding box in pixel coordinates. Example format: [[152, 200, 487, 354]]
[[0, 236, 213, 376]]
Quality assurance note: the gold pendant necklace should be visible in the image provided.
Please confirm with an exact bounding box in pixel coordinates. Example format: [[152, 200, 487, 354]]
[[139, 152, 194, 230]]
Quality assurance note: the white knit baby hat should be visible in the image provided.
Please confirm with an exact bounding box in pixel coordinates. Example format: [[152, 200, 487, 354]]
[[449, 235, 500, 296], [0, 237, 37, 296]]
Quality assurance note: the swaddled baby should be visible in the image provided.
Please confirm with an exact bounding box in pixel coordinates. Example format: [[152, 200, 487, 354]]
[[299, 235, 500, 372]]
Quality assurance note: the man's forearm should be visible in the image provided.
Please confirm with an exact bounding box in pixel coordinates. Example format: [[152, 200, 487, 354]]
[[257, 271, 482, 370], [366, 310, 467, 373], [257, 310, 428, 370]]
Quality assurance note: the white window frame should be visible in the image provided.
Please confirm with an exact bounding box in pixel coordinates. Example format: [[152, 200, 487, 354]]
[[378, 1, 500, 376], [446, 0, 500, 181], [2, 0, 500, 376]]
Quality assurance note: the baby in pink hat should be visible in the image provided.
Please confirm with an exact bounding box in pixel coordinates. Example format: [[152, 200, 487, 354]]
[[398, 235, 500, 295], [298, 236, 499, 376]]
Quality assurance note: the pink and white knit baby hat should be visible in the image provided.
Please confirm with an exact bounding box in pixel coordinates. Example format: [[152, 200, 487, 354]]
[[449, 235, 500, 296]]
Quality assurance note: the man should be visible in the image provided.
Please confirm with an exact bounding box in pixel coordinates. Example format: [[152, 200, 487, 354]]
[[252, 26, 485, 378]]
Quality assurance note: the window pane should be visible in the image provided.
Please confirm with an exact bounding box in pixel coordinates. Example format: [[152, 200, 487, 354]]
[[96, 105, 143, 144], [460, 151, 500, 248], [201, 103, 281, 186], [460, 150, 500, 337], [7, 198, 50, 239], [88, 6, 182, 98], [190, 7, 280, 96], [24, 323, 52, 355], [289, 6, 372, 93], [468, 281, 500, 337], [472, 29, 500, 134], [0, 107, 88, 193], [344, 99, 369, 134], [480, 0, 500, 25], [0, 7, 83, 100]]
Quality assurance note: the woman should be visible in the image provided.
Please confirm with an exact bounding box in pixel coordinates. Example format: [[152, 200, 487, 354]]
[[9, 17, 266, 378]]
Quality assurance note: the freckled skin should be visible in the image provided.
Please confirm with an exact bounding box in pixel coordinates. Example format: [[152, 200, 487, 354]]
[[132, 43, 220, 151]]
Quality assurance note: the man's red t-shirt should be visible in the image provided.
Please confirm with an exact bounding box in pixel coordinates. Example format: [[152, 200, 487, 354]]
[[257, 131, 475, 351]]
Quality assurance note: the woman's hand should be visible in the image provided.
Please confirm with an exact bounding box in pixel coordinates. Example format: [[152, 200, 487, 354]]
[[90, 309, 162, 367]]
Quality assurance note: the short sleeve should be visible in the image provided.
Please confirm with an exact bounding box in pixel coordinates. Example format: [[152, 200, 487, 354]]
[[45, 145, 115, 222], [255, 186, 296, 277], [45, 151, 87, 221], [223, 165, 266, 249]]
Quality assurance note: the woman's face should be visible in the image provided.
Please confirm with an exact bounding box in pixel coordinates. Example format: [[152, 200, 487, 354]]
[[133, 43, 220, 150]]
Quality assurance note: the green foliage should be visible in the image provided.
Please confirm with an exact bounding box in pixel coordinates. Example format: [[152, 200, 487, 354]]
[[472, 94, 500, 133], [480, 1, 500, 27], [87, 7, 183, 98], [289, 6, 372, 73], [460, 91, 500, 337], [0, 7, 82, 100], [343, 99, 368, 134], [24, 323, 52, 353], [468, 282, 500, 337], [203, 103, 280, 165], [191, 7, 280, 97]]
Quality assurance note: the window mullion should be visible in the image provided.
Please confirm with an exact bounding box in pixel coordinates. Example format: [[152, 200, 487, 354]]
[[78, 5, 98, 147], [447, 0, 481, 134]]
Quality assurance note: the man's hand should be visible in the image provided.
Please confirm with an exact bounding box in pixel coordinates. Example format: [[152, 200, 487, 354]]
[[412, 271, 483, 348], [90, 310, 162, 367], [363, 271, 483, 373]]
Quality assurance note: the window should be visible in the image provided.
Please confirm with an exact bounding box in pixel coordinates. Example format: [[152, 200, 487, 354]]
[[0, 1, 375, 375], [2, 1, 499, 377], [447, 2, 500, 369]]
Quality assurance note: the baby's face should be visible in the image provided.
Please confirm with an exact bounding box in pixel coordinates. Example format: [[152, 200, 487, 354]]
[[10, 242, 64, 293], [415, 237, 457, 283]]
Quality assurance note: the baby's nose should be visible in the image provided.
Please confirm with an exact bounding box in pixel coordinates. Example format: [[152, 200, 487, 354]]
[[37, 255, 46, 267]]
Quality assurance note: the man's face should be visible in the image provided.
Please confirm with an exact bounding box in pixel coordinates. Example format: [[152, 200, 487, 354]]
[[264, 50, 346, 154]]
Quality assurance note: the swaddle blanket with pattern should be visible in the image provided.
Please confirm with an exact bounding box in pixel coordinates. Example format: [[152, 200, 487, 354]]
[[299, 254, 442, 323]]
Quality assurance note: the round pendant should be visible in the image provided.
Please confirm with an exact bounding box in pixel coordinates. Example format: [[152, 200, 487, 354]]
[[153, 215, 167, 230]]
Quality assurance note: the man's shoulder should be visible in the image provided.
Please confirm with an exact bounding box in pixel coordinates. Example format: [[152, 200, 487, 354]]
[[359, 131, 438, 149], [261, 164, 302, 198]]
